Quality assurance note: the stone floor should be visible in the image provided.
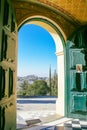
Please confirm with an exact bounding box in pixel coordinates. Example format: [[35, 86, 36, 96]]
[[16, 99, 87, 130], [17, 117, 87, 130], [41, 118, 87, 130], [17, 102, 61, 129], [17, 98, 60, 129]]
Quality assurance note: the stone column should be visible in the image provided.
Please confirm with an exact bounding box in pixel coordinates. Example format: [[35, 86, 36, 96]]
[[56, 51, 65, 116]]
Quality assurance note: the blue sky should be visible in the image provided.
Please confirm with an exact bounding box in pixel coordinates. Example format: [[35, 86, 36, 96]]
[[18, 24, 57, 77]]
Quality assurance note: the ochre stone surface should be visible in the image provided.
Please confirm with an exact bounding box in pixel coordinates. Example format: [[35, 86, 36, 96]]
[[12, 0, 87, 39]]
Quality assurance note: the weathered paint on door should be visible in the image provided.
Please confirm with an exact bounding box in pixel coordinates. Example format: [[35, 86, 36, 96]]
[[0, 0, 17, 129], [66, 26, 87, 120]]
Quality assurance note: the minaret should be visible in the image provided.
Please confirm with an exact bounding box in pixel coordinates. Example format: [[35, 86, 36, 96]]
[[49, 65, 51, 95]]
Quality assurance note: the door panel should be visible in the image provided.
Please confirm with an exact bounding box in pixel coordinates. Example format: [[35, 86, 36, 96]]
[[0, 0, 17, 130], [72, 95, 87, 112], [66, 26, 87, 120]]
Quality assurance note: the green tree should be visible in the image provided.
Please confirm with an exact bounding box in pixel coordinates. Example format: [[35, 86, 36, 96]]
[[27, 80, 50, 96], [26, 84, 35, 96], [18, 80, 50, 96], [49, 65, 52, 95], [18, 80, 29, 96], [51, 70, 58, 96], [48, 69, 58, 96]]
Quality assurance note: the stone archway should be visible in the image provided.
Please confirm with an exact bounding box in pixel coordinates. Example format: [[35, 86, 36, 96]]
[[18, 15, 66, 116]]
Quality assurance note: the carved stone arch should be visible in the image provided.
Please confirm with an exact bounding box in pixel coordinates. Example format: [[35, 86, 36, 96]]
[[18, 16, 66, 51], [18, 15, 66, 116]]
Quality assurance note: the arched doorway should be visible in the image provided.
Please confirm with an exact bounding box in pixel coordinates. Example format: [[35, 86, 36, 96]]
[[18, 16, 66, 116]]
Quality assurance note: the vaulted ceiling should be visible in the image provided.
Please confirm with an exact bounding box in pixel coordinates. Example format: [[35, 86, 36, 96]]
[[38, 0, 87, 24], [12, 0, 87, 38]]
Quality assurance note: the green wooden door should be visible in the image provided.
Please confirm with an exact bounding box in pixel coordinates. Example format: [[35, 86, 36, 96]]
[[66, 26, 87, 120], [0, 0, 17, 129]]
